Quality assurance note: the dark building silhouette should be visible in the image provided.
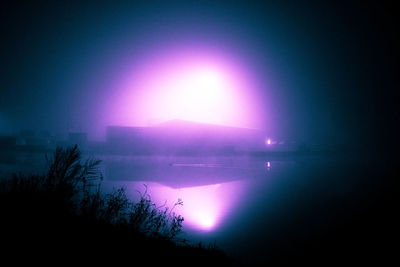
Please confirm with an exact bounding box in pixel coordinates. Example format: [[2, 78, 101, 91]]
[[17, 129, 50, 148], [106, 120, 267, 155]]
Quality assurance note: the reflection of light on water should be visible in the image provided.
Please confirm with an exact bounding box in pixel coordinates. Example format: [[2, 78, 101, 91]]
[[131, 181, 244, 231], [265, 161, 271, 172], [177, 184, 221, 230]]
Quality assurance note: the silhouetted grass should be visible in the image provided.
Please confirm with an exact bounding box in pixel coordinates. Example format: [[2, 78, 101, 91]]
[[0, 145, 240, 265]]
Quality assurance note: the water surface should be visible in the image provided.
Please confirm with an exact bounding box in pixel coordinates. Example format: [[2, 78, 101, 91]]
[[1, 151, 388, 264]]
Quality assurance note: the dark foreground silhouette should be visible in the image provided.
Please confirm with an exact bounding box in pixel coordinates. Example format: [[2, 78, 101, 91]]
[[1, 146, 398, 266], [0, 146, 240, 265]]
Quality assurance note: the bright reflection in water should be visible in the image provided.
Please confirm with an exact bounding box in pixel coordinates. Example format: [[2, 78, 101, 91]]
[[266, 161, 271, 172], [130, 181, 245, 231]]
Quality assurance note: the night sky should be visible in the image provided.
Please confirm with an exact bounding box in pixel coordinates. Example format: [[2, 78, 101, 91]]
[[1, 0, 397, 153]]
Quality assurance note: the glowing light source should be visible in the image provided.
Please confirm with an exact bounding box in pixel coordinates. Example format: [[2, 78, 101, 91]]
[[149, 65, 231, 125], [113, 49, 262, 129], [266, 138, 271, 145]]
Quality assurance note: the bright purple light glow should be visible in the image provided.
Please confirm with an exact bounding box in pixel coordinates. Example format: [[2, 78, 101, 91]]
[[266, 138, 271, 145], [112, 47, 263, 129], [131, 181, 244, 231], [141, 64, 234, 126]]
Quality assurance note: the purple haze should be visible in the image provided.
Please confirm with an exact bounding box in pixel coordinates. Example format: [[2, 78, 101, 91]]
[[127, 181, 246, 231], [102, 44, 267, 133]]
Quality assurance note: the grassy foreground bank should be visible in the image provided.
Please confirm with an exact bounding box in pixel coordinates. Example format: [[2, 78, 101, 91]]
[[0, 146, 240, 265]]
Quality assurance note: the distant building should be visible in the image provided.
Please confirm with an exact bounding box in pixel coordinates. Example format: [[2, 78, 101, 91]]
[[264, 139, 299, 152], [106, 120, 266, 155], [17, 129, 50, 149]]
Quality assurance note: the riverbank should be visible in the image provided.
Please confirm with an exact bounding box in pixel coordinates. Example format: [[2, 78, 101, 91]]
[[0, 146, 240, 265]]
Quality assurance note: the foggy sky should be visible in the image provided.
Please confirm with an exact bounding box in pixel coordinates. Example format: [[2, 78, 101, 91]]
[[0, 1, 397, 151]]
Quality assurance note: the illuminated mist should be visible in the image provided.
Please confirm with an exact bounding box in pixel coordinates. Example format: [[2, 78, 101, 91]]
[[109, 48, 264, 130]]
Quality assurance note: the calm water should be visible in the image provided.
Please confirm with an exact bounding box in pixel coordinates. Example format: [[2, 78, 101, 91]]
[[0, 151, 384, 264]]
